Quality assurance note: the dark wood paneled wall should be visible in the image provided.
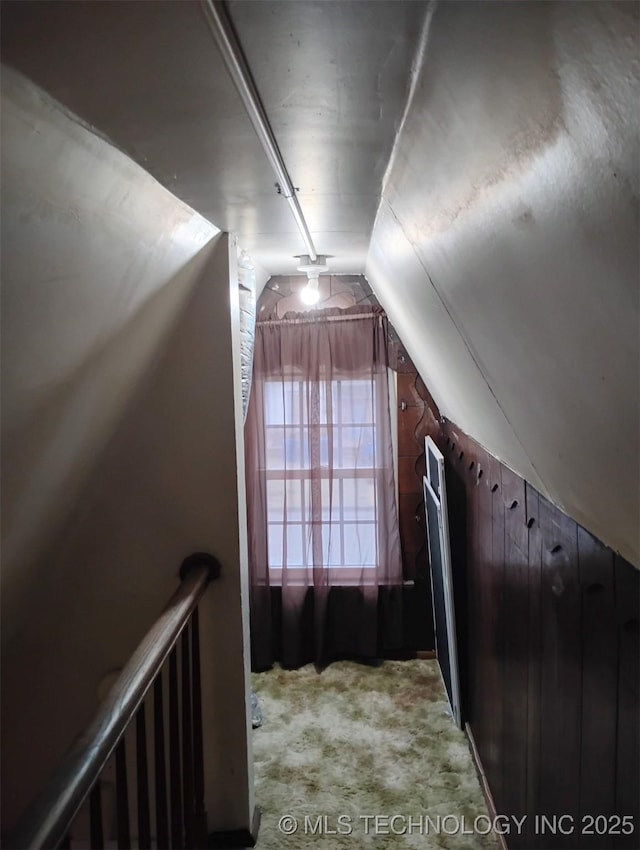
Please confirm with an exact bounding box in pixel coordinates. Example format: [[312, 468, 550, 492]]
[[392, 343, 441, 580], [440, 421, 639, 850], [392, 344, 441, 651]]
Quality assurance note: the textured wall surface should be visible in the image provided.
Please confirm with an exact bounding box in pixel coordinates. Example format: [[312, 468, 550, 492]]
[[1, 71, 253, 835], [3, 1, 637, 564], [367, 1, 640, 566], [1, 68, 220, 640]]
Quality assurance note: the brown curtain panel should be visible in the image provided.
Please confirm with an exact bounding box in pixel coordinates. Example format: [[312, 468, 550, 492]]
[[245, 306, 403, 669]]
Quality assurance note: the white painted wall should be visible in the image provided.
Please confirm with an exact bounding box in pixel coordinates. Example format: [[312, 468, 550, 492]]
[[367, 1, 639, 565], [1, 68, 253, 833]]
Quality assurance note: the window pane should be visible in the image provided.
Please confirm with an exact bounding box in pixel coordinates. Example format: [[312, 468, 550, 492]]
[[264, 377, 383, 575], [321, 478, 340, 522], [284, 430, 303, 468], [285, 524, 304, 566], [344, 523, 377, 567], [342, 477, 376, 520], [340, 426, 375, 468], [265, 381, 303, 424], [264, 383, 285, 425], [267, 479, 306, 522], [340, 379, 374, 424], [318, 382, 333, 425], [319, 425, 330, 468], [266, 480, 284, 522], [285, 383, 302, 424], [265, 427, 285, 468], [268, 524, 283, 567], [322, 523, 342, 567], [266, 427, 306, 469]]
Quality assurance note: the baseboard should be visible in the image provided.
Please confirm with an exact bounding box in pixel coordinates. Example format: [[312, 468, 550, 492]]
[[416, 649, 437, 659], [464, 722, 509, 850], [208, 807, 261, 848]]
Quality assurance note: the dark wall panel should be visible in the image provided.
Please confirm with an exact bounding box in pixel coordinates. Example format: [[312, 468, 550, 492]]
[[501, 466, 529, 848], [394, 352, 439, 648], [486, 454, 505, 808], [440, 420, 639, 850], [614, 555, 639, 850], [537, 494, 581, 849], [578, 527, 617, 850], [524, 485, 543, 850]]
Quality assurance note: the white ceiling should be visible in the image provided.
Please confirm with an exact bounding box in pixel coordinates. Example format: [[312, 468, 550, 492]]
[[2, 0, 639, 565], [1, 0, 425, 275]]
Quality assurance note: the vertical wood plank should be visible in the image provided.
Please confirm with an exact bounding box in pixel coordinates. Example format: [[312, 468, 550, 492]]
[[538, 495, 581, 849], [399, 493, 426, 582], [443, 441, 469, 718], [398, 455, 422, 495], [485, 453, 504, 811], [397, 371, 423, 409], [500, 466, 528, 848], [457, 430, 473, 718], [397, 406, 422, 453], [578, 526, 617, 849], [472, 445, 496, 787], [614, 554, 639, 850], [466, 441, 484, 743], [525, 485, 542, 850]]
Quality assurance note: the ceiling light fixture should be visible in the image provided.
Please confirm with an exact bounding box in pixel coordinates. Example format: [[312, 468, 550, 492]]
[[297, 254, 329, 306], [299, 272, 321, 305]]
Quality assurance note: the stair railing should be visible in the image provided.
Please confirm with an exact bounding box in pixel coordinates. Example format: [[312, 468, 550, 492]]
[[10, 552, 220, 850]]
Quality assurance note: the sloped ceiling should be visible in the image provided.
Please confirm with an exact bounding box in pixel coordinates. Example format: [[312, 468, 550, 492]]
[[0, 0, 424, 274], [366, 1, 639, 565], [2, 1, 638, 564]]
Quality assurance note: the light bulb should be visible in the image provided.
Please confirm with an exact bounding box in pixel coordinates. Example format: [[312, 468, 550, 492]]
[[300, 273, 320, 305], [300, 284, 320, 305]]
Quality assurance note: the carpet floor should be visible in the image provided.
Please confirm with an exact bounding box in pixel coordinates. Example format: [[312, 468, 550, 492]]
[[251, 659, 498, 849]]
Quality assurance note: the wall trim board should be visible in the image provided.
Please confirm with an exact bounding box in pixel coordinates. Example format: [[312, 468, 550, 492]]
[[465, 722, 509, 850]]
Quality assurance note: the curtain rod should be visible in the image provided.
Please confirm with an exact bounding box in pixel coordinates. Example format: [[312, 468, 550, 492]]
[[258, 312, 385, 327]]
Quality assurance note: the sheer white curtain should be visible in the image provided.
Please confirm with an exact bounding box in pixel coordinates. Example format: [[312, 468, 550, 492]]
[[245, 306, 403, 668]]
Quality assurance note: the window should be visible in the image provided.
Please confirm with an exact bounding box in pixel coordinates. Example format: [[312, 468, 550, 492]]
[[264, 377, 380, 582], [244, 309, 403, 665]]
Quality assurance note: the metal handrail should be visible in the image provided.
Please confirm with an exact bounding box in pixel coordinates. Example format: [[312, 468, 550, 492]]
[[10, 553, 220, 850]]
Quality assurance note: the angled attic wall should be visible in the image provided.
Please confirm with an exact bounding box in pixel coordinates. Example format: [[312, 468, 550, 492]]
[[1, 69, 253, 834], [366, 0, 639, 566], [1, 66, 220, 639]]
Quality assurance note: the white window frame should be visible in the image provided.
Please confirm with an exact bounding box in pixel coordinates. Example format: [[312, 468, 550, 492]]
[[264, 377, 381, 585]]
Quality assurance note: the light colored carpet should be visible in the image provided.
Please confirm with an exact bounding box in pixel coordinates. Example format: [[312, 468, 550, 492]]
[[251, 659, 499, 849]]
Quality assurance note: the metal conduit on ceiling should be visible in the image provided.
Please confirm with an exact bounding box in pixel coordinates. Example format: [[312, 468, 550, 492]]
[[201, 0, 320, 265]]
